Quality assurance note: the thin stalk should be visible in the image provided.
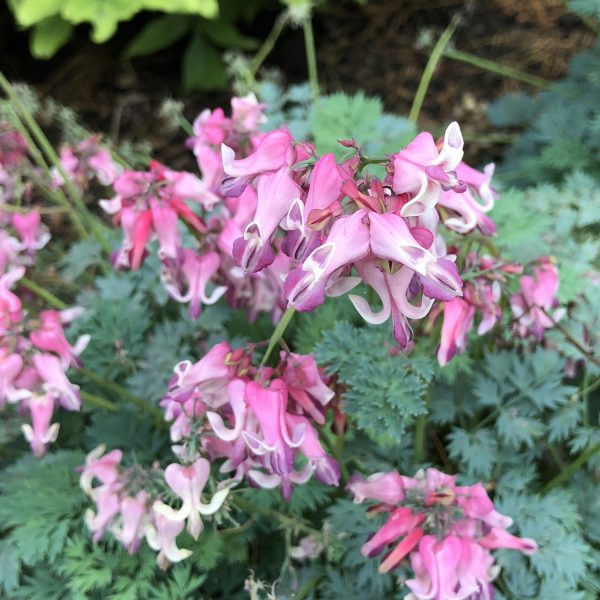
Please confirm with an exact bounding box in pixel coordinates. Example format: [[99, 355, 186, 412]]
[[249, 12, 289, 79], [81, 390, 118, 411], [542, 442, 600, 493], [260, 306, 296, 366], [20, 276, 68, 309], [233, 497, 319, 535], [78, 368, 165, 422], [409, 16, 460, 124], [294, 576, 321, 600], [574, 377, 600, 401], [444, 49, 550, 88], [3, 106, 89, 239], [414, 413, 427, 463], [542, 308, 600, 369], [0, 72, 111, 253], [302, 13, 320, 98]]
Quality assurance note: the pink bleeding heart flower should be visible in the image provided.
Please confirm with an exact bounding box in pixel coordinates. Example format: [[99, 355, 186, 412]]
[[233, 166, 302, 273], [32, 353, 81, 410], [79, 445, 123, 495], [29, 309, 90, 369], [348, 471, 405, 505], [89, 148, 122, 185], [221, 128, 295, 194], [369, 211, 463, 301], [85, 484, 122, 542], [113, 491, 149, 554], [11, 210, 50, 256], [286, 414, 340, 486], [231, 92, 267, 132], [206, 378, 248, 442], [146, 502, 193, 568], [392, 122, 465, 217], [0, 266, 24, 328], [150, 199, 180, 261], [242, 379, 304, 481], [281, 351, 334, 425], [20, 393, 60, 457], [162, 249, 226, 319], [167, 341, 232, 408], [0, 351, 29, 407], [511, 258, 562, 340], [156, 458, 229, 540], [436, 297, 476, 366], [285, 209, 370, 312], [479, 527, 538, 555]]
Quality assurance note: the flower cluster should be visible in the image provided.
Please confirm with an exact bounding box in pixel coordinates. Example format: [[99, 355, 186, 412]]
[[51, 135, 122, 189], [1, 130, 90, 456], [0, 220, 88, 456], [349, 468, 537, 598], [79, 446, 229, 568], [161, 341, 339, 500], [437, 255, 561, 365]]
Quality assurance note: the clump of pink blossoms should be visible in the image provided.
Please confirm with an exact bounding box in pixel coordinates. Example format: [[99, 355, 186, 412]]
[[162, 341, 339, 500], [349, 467, 537, 598], [79, 446, 228, 569], [1, 131, 89, 456]]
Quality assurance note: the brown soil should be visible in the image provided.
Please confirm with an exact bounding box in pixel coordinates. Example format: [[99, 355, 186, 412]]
[[0, 0, 596, 165]]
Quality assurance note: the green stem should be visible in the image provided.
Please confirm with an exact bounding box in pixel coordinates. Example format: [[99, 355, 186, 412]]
[[414, 412, 427, 463], [233, 497, 318, 535], [295, 575, 321, 600], [543, 442, 600, 493], [249, 12, 289, 79], [260, 306, 296, 366], [0, 71, 111, 254], [443, 49, 550, 88], [20, 276, 68, 309], [81, 390, 118, 411], [3, 106, 90, 239], [302, 13, 320, 98], [409, 16, 460, 124], [574, 377, 600, 402], [78, 368, 165, 423]]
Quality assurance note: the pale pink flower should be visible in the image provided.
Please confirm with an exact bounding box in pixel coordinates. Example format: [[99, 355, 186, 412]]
[[20, 393, 60, 457]]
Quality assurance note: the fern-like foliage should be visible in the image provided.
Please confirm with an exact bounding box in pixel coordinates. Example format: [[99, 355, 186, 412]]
[[315, 322, 434, 446]]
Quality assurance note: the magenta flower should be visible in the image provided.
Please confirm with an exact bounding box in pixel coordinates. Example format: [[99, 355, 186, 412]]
[[233, 166, 302, 272], [392, 122, 465, 217], [368, 212, 463, 301], [221, 128, 295, 180], [285, 210, 370, 312], [350, 467, 537, 594]]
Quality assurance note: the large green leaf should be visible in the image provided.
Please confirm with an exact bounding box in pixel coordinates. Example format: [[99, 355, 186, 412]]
[[182, 31, 228, 92], [29, 15, 73, 58], [123, 14, 191, 58], [61, 0, 141, 43], [8, 0, 63, 27], [145, 0, 219, 18]]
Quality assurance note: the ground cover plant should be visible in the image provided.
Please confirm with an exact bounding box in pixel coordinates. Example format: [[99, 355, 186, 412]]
[[1, 6, 600, 599]]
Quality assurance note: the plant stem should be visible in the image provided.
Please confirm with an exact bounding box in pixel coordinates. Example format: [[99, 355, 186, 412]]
[[3, 106, 90, 239], [295, 576, 321, 600], [233, 497, 319, 535], [78, 368, 165, 423], [260, 306, 296, 366], [443, 49, 550, 88], [249, 12, 289, 79], [542, 442, 600, 493], [409, 16, 460, 124], [20, 276, 68, 309], [0, 71, 111, 253], [81, 390, 118, 411], [414, 413, 427, 463], [543, 309, 600, 369], [302, 13, 320, 98]]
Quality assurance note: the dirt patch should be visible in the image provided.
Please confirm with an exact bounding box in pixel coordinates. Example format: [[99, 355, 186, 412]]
[[0, 0, 595, 165]]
